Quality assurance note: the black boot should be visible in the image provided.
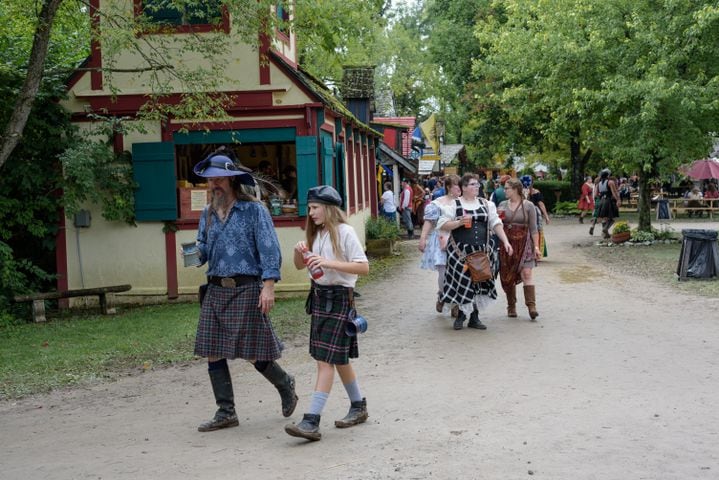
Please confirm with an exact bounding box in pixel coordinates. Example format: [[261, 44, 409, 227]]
[[285, 413, 322, 441], [198, 364, 239, 432], [453, 310, 466, 330], [257, 361, 298, 417], [335, 398, 368, 428], [467, 308, 487, 330]]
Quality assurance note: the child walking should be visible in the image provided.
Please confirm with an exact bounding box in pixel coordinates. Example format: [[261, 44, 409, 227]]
[[285, 186, 370, 441]]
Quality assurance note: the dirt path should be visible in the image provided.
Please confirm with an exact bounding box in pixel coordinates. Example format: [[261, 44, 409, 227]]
[[2, 219, 719, 479]]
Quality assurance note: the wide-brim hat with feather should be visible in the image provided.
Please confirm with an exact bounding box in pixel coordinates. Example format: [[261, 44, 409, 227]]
[[193, 154, 255, 186]]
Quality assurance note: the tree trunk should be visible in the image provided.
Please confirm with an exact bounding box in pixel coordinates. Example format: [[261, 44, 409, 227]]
[[0, 0, 65, 170], [569, 133, 592, 199]]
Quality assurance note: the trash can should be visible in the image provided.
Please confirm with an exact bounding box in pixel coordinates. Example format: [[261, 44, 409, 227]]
[[656, 199, 671, 220], [676, 229, 719, 280]]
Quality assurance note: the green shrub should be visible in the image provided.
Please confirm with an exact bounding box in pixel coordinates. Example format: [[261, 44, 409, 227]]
[[554, 201, 580, 215], [630, 229, 654, 242], [365, 216, 400, 240], [534, 180, 572, 214]]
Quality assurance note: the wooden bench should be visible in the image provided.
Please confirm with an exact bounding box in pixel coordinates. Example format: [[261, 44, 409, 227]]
[[667, 199, 718, 219], [14, 284, 132, 323]]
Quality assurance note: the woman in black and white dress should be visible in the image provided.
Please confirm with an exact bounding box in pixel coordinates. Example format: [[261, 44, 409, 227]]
[[438, 173, 513, 331]]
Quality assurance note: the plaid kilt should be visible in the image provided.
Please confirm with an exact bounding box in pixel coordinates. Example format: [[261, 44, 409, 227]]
[[194, 282, 283, 361], [309, 286, 358, 365]]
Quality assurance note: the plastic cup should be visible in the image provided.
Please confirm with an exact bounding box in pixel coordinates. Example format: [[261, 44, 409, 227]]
[[181, 242, 201, 267], [463, 213, 472, 228]]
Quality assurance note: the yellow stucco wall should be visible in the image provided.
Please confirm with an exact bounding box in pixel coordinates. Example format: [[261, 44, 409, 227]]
[[66, 205, 370, 303]]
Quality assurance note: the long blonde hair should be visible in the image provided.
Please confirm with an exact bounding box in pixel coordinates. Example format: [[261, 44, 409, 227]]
[[305, 203, 347, 258]]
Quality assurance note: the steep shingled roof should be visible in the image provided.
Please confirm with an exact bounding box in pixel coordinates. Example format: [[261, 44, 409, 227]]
[[270, 52, 381, 138]]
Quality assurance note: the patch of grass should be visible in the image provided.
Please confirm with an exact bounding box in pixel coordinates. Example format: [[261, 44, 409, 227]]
[[0, 242, 416, 399], [0, 245, 408, 400], [587, 242, 719, 297], [0, 297, 307, 400]]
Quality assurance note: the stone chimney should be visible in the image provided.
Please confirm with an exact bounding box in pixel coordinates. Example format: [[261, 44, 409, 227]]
[[341, 66, 375, 124]]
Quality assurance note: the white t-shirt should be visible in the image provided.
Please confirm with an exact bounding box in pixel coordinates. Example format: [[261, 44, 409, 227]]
[[310, 223, 368, 288], [381, 190, 397, 213]]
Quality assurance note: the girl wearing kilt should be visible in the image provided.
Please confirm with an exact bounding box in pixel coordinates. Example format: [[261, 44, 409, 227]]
[[285, 186, 370, 442]]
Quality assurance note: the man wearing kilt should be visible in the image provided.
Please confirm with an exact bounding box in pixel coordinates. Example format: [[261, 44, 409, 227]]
[[284, 186, 370, 441], [188, 151, 298, 432]]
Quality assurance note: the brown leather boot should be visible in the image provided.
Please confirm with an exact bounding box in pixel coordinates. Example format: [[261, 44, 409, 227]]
[[505, 284, 517, 318], [523, 285, 538, 320]]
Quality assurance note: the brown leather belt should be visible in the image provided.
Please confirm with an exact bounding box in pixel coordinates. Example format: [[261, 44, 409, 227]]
[[208, 275, 259, 288]]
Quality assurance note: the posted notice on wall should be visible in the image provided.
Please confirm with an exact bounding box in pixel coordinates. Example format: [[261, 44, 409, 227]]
[[191, 190, 208, 211]]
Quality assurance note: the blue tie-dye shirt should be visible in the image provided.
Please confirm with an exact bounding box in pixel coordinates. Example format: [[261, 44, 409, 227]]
[[196, 200, 281, 281]]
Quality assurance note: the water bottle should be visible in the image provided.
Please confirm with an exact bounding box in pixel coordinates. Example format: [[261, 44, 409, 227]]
[[302, 248, 324, 280]]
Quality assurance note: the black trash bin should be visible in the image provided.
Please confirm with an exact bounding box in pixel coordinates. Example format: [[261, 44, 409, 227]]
[[676, 229, 719, 280]]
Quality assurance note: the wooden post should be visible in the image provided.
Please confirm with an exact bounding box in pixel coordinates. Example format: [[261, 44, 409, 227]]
[[99, 293, 117, 315], [32, 299, 47, 323]]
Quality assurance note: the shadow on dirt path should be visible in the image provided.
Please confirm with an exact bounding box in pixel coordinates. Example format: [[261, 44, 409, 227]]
[[2, 218, 718, 479]]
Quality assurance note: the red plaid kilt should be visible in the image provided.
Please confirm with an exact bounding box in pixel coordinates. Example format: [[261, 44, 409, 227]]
[[309, 286, 358, 365], [194, 282, 283, 361]]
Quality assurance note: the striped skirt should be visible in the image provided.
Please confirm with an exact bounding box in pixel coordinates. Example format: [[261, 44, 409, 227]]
[[194, 282, 284, 361]]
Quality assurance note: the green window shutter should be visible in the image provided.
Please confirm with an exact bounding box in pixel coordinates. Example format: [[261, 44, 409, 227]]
[[296, 136, 318, 216], [335, 143, 346, 207], [132, 142, 177, 221], [321, 132, 334, 187]]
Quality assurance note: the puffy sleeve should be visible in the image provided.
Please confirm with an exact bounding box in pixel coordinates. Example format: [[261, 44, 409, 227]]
[[435, 201, 457, 231], [423, 201, 441, 222], [486, 200, 502, 231]]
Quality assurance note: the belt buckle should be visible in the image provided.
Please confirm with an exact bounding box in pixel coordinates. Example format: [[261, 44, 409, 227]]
[[220, 277, 236, 288]]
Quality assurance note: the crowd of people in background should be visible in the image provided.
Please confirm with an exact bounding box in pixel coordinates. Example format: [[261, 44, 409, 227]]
[[381, 166, 717, 332]]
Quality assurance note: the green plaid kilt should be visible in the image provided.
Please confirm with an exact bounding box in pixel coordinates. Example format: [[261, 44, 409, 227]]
[[194, 282, 283, 361], [309, 286, 358, 365]]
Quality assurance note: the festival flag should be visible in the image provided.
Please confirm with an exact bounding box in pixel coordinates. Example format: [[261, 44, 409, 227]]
[[420, 113, 440, 154]]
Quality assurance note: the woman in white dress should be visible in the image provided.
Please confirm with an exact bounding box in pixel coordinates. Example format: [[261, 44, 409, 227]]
[[418, 175, 461, 313]]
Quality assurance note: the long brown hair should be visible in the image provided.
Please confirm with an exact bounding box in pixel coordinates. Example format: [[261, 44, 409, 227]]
[[305, 203, 347, 259]]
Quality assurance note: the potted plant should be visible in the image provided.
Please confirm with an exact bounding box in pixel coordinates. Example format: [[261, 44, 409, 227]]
[[611, 221, 631, 243], [365, 216, 400, 256]]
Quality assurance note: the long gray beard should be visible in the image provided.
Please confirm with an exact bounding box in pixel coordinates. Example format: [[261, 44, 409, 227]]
[[211, 191, 233, 212]]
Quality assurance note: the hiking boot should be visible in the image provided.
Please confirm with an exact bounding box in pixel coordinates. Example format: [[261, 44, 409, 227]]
[[285, 414, 322, 441], [453, 311, 465, 330], [198, 412, 239, 432], [335, 398, 368, 428], [467, 309, 487, 330]]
